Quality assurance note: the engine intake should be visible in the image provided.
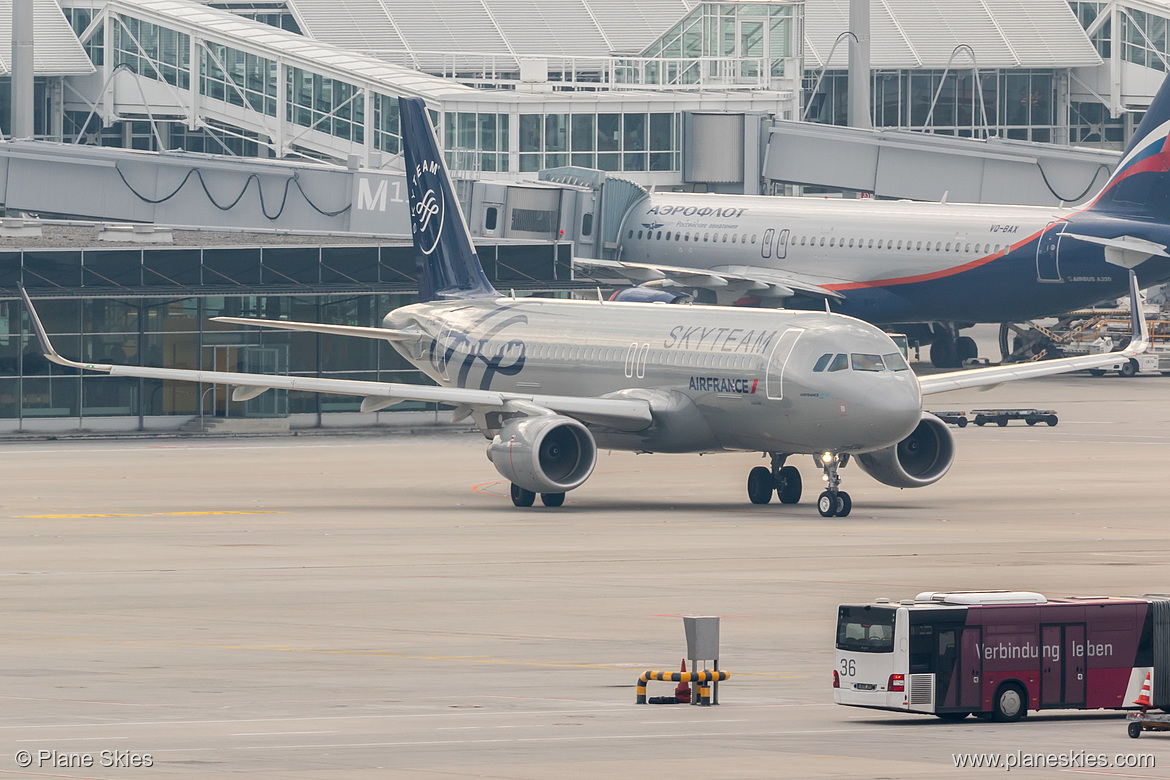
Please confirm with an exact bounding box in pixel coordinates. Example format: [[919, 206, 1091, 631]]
[[855, 412, 955, 488], [488, 415, 597, 494]]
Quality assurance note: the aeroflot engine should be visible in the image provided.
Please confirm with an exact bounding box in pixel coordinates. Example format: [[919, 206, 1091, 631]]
[[488, 415, 598, 494], [854, 413, 955, 488]]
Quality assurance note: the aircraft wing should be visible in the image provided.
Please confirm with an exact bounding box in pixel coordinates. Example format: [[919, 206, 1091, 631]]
[[919, 269, 1151, 395], [20, 289, 653, 433], [211, 317, 422, 342], [574, 258, 845, 300]]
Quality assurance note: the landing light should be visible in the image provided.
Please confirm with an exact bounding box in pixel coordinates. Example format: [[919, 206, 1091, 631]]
[[821, 451, 835, 464]]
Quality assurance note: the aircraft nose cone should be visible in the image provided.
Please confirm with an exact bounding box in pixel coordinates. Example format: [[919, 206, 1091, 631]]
[[867, 375, 923, 446]]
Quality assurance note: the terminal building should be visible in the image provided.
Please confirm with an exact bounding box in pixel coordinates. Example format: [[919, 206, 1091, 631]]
[[2, 0, 1170, 431]]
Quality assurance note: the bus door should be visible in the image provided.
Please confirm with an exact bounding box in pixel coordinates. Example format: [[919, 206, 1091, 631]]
[[958, 626, 983, 709], [1041, 624, 1086, 707], [934, 627, 959, 708]]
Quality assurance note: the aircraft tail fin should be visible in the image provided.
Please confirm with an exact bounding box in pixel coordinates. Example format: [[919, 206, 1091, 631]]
[[1089, 73, 1170, 218], [399, 97, 497, 303]]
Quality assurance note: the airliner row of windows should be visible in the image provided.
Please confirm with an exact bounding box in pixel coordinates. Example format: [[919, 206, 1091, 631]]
[[812, 352, 909, 372], [530, 343, 753, 370], [624, 227, 1006, 255], [797, 236, 1004, 254], [629, 228, 758, 244]]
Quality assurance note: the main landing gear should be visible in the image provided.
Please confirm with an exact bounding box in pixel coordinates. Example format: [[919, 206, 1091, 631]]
[[510, 484, 565, 508], [815, 451, 852, 518], [746, 453, 803, 505], [929, 324, 978, 369]]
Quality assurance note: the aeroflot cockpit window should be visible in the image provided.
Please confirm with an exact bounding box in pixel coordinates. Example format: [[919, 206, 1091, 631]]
[[813, 353, 833, 372], [882, 352, 909, 371], [827, 353, 849, 372], [851, 353, 885, 372]]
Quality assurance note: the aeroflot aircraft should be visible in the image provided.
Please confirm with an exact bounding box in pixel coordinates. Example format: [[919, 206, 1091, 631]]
[[587, 73, 1170, 368], [22, 97, 1150, 517]]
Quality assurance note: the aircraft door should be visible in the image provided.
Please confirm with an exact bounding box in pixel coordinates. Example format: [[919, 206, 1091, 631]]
[[1037, 221, 1066, 282], [762, 228, 775, 259], [764, 328, 804, 400], [776, 229, 790, 260]]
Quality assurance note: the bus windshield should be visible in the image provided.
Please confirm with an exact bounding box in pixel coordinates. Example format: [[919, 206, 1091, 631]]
[[836, 606, 896, 653]]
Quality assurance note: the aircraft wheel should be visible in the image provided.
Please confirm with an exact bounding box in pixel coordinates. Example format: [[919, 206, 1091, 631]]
[[817, 491, 837, 517], [956, 335, 978, 362], [777, 466, 802, 504], [1121, 359, 1139, 378], [991, 683, 1027, 722], [1089, 369, 1106, 377], [747, 466, 774, 504], [510, 483, 536, 507], [929, 338, 959, 369], [1129, 721, 1143, 739], [541, 492, 565, 507], [835, 491, 852, 517]]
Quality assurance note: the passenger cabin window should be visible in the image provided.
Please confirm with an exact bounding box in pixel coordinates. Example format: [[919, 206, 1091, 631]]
[[882, 352, 909, 371], [827, 353, 849, 372], [851, 353, 885, 372], [485, 207, 498, 231], [581, 213, 593, 236], [813, 353, 833, 372]]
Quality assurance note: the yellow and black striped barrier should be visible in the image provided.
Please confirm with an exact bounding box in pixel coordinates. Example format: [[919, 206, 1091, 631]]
[[636, 669, 730, 705]]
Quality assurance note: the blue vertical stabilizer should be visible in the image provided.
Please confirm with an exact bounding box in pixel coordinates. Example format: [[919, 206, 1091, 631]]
[[399, 97, 497, 302]]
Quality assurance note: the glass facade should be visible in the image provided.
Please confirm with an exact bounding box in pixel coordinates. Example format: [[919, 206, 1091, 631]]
[[286, 67, 365, 144], [519, 111, 679, 173], [807, 68, 1060, 141], [1122, 6, 1170, 71], [63, 7, 104, 66], [200, 43, 277, 116], [443, 111, 509, 172], [113, 15, 191, 90], [0, 242, 572, 423]]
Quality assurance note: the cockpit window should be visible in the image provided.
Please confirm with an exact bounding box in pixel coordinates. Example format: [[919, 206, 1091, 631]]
[[827, 353, 849, 372], [813, 353, 833, 372], [851, 353, 885, 372], [882, 351, 909, 371]]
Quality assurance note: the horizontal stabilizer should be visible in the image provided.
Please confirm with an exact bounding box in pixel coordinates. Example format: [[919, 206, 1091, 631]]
[[1063, 233, 1169, 269]]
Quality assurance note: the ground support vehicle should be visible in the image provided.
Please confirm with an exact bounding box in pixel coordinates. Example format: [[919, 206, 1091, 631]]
[[971, 409, 1058, 427], [1128, 710, 1170, 738]]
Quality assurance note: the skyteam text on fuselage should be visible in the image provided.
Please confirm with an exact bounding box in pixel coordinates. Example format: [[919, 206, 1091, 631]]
[[589, 72, 1170, 369], [19, 94, 1152, 517]]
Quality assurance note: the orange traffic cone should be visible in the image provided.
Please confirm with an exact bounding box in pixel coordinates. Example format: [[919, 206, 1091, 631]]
[[674, 660, 691, 703], [1134, 671, 1153, 709]]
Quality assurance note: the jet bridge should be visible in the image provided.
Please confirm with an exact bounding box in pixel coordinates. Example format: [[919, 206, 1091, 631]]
[[764, 120, 1121, 207]]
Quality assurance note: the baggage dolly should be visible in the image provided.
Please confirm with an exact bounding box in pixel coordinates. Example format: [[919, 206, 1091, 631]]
[[971, 408, 1058, 427], [1127, 710, 1170, 738]]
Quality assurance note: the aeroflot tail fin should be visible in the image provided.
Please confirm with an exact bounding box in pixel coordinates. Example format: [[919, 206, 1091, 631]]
[[399, 97, 496, 303], [1089, 72, 1170, 218]]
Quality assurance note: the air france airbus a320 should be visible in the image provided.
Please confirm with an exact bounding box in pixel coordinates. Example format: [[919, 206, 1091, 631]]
[[584, 73, 1170, 368], [21, 96, 1150, 517]]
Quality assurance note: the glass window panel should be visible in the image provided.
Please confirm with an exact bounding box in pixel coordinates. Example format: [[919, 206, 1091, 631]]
[[23, 376, 80, 416], [478, 113, 496, 151], [571, 114, 594, 152], [144, 249, 201, 286], [379, 246, 417, 285], [597, 114, 621, 151], [83, 250, 141, 287], [24, 251, 82, 289], [0, 377, 18, 417], [545, 114, 568, 152], [622, 113, 646, 151], [322, 246, 379, 284], [262, 247, 320, 285], [204, 248, 261, 286], [519, 114, 542, 152], [458, 113, 476, 148], [597, 153, 621, 171], [649, 113, 672, 150], [0, 252, 21, 288]]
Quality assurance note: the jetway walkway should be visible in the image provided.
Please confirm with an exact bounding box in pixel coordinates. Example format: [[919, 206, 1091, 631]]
[[0, 139, 409, 235], [764, 121, 1121, 207]]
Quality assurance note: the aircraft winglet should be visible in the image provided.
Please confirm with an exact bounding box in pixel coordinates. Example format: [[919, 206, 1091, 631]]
[[19, 285, 108, 372], [1127, 269, 1151, 354]]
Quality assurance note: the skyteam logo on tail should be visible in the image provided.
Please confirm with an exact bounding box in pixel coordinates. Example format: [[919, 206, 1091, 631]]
[[409, 160, 446, 256]]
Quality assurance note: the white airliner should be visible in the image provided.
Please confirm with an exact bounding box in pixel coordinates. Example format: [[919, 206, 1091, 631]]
[[583, 73, 1170, 368], [21, 95, 1150, 516]]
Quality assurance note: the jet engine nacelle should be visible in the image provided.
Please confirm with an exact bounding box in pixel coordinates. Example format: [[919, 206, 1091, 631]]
[[488, 415, 598, 494], [855, 412, 955, 488]]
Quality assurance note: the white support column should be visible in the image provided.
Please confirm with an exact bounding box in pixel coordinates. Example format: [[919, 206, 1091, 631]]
[[11, 0, 36, 138], [189, 33, 199, 130], [275, 58, 287, 157], [1110, 1, 1122, 119]]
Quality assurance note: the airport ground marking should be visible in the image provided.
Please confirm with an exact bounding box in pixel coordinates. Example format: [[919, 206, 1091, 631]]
[[13, 511, 286, 519]]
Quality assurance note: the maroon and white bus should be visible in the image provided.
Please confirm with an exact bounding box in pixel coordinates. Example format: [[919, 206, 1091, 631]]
[[834, 591, 1170, 721]]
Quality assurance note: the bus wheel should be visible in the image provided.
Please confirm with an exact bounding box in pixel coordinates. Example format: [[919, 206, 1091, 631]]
[[936, 712, 969, 721], [1129, 721, 1143, 739], [992, 683, 1026, 722]]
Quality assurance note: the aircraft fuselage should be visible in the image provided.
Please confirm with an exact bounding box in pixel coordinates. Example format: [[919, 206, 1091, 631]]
[[385, 297, 922, 455]]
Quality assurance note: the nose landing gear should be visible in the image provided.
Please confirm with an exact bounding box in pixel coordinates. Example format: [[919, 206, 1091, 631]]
[[745, 453, 803, 506], [816, 452, 852, 517]]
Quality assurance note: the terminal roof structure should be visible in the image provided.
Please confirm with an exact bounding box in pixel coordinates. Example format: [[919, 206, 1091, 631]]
[[804, 0, 1103, 69], [0, 0, 95, 76]]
